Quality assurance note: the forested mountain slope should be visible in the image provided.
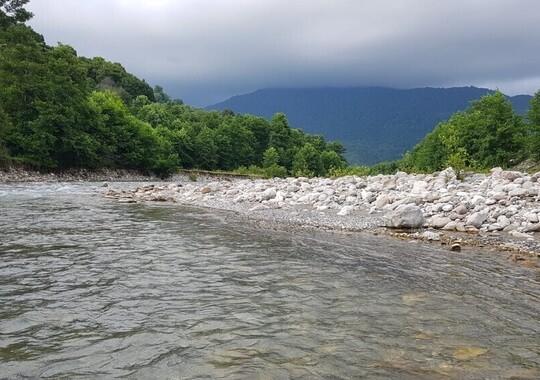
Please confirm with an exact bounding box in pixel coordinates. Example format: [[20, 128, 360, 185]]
[[208, 87, 531, 164]]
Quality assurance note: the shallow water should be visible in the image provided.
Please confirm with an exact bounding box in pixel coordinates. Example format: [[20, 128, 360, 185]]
[[0, 182, 539, 379]]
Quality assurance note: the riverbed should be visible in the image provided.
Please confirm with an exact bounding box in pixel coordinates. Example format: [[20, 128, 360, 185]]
[[1, 182, 539, 379]]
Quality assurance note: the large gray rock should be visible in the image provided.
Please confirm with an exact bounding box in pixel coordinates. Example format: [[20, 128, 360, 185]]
[[386, 205, 425, 229], [375, 194, 392, 209], [465, 212, 488, 228], [260, 187, 277, 201]]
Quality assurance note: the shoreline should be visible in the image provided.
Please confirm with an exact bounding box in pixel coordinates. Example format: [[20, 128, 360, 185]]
[[103, 168, 539, 269], [2, 167, 539, 269], [0, 167, 165, 183]]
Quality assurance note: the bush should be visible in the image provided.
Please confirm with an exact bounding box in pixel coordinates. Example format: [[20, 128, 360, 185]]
[[188, 172, 197, 181], [264, 164, 288, 178], [234, 165, 266, 176], [329, 165, 370, 177]]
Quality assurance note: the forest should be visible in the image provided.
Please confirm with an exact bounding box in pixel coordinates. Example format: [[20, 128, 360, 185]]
[[208, 87, 532, 165], [0, 1, 347, 178], [394, 90, 540, 175], [1, 1, 540, 179]]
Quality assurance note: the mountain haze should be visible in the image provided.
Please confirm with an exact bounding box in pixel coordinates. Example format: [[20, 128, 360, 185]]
[[208, 87, 532, 165]]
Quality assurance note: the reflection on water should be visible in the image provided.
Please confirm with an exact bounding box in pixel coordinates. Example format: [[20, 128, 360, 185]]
[[0, 183, 539, 379]]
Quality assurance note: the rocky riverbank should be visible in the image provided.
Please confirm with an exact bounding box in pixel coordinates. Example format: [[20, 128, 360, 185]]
[[0, 167, 166, 183], [105, 167, 540, 265]]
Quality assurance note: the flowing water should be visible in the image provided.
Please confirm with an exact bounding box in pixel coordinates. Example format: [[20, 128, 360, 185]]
[[0, 182, 539, 379]]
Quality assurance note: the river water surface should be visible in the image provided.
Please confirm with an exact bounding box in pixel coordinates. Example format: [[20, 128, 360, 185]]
[[0, 182, 539, 379]]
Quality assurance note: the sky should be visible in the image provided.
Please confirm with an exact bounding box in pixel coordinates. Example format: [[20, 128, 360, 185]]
[[27, 0, 540, 106]]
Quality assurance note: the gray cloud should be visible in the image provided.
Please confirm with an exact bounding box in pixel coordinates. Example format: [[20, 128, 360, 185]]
[[28, 0, 540, 106]]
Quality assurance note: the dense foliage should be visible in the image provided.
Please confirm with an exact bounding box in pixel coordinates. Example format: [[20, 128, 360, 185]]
[[526, 91, 540, 161], [208, 87, 532, 165], [397, 91, 536, 174], [0, 3, 346, 177]]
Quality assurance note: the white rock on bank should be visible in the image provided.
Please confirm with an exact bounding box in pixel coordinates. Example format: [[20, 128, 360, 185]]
[[431, 216, 452, 229], [260, 187, 277, 201], [386, 205, 425, 229], [337, 205, 354, 216], [465, 212, 488, 228]]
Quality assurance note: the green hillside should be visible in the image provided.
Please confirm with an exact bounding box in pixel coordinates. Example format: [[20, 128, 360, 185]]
[[208, 87, 531, 165], [0, 1, 346, 178]]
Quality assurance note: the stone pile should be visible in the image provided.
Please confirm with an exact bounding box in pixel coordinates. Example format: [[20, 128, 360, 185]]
[[108, 167, 540, 241]]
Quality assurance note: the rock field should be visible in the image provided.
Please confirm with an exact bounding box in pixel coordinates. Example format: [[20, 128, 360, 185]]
[[106, 167, 540, 259]]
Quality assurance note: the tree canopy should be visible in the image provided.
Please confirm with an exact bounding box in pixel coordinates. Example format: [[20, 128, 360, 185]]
[[0, 0, 33, 27], [0, 4, 347, 177], [399, 91, 528, 173]]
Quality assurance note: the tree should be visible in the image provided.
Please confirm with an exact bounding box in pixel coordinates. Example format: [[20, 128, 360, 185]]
[[321, 150, 346, 174], [0, 106, 12, 165], [269, 113, 292, 150], [400, 91, 526, 172], [526, 90, 540, 160], [214, 122, 256, 170], [80, 57, 156, 103], [0, 26, 99, 168], [292, 143, 323, 177], [237, 114, 270, 163], [462, 91, 526, 168], [136, 102, 177, 128], [192, 127, 218, 169], [40, 44, 100, 168], [527, 91, 540, 126], [89, 90, 178, 175], [154, 85, 171, 104], [0, 0, 33, 27], [326, 141, 346, 156]]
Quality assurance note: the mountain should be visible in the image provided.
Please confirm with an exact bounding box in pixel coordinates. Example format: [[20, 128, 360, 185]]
[[207, 87, 532, 165]]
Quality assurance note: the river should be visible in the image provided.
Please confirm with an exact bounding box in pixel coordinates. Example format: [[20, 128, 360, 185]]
[[0, 182, 539, 379]]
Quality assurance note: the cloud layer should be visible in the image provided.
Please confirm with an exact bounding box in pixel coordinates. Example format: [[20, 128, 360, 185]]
[[28, 0, 540, 106]]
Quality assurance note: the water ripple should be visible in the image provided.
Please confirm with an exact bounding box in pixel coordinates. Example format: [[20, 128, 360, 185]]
[[0, 183, 539, 379]]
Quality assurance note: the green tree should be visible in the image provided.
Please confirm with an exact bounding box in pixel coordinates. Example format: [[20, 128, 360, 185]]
[[214, 122, 256, 170], [292, 143, 323, 177], [237, 114, 270, 164], [0, 105, 12, 166], [526, 90, 540, 160], [0, 24, 101, 168], [320, 150, 346, 174], [192, 126, 218, 169], [136, 102, 177, 128], [89, 91, 178, 175], [262, 147, 280, 168], [80, 56, 155, 103], [462, 91, 526, 168], [400, 91, 526, 172], [326, 141, 346, 156], [400, 124, 448, 172], [269, 113, 293, 168], [154, 85, 171, 104], [0, 0, 33, 27], [41, 44, 100, 168]]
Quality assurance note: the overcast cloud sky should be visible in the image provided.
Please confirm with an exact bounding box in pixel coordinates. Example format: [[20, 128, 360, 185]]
[[27, 0, 540, 106]]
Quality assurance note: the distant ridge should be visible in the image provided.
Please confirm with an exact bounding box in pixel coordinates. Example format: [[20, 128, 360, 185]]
[[207, 87, 532, 165]]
